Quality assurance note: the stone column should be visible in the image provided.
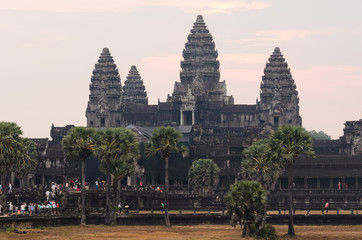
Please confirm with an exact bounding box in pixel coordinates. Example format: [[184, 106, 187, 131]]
[[342, 177, 346, 189], [356, 177, 359, 189], [330, 178, 333, 189], [317, 178, 321, 189]]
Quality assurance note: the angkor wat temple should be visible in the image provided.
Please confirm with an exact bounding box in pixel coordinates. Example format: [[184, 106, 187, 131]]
[[19, 16, 362, 203]]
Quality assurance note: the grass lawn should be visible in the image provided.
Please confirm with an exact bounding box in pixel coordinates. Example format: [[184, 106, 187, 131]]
[[1, 224, 362, 240]]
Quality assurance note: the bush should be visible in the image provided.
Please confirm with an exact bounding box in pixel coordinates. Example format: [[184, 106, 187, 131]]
[[250, 224, 277, 240]]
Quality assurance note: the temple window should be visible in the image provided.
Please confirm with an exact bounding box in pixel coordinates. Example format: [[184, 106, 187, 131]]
[[100, 118, 105, 127]]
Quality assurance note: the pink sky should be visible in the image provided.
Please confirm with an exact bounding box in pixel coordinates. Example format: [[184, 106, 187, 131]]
[[0, 0, 361, 139]]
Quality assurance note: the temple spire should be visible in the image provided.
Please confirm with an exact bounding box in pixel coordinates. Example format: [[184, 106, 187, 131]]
[[257, 47, 301, 127], [122, 65, 148, 105], [179, 15, 220, 87], [86, 48, 122, 128], [172, 15, 229, 102]]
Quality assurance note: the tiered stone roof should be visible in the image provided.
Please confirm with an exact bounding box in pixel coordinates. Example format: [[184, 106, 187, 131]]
[[172, 15, 225, 98], [260, 47, 298, 102], [257, 47, 301, 126], [87, 48, 122, 116], [122, 65, 148, 105]]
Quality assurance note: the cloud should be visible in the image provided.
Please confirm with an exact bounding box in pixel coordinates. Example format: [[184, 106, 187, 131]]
[[220, 53, 268, 65], [0, 0, 270, 14], [235, 30, 314, 45]]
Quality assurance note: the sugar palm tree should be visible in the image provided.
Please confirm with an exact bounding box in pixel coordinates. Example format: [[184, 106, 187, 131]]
[[62, 127, 97, 225], [145, 126, 188, 227], [0, 122, 24, 206], [99, 157, 135, 206], [94, 128, 139, 225], [224, 180, 266, 238], [13, 138, 37, 190], [241, 139, 283, 192], [269, 125, 315, 236]]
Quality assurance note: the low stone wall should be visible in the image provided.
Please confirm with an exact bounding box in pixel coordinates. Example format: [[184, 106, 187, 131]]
[[3, 213, 362, 229]]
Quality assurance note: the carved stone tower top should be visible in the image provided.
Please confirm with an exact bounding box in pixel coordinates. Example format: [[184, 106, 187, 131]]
[[122, 65, 148, 105], [257, 47, 302, 127], [86, 48, 122, 128], [172, 15, 228, 102]]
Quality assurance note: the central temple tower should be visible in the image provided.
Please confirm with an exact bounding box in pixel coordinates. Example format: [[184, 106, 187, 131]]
[[171, 15, 233, 126]]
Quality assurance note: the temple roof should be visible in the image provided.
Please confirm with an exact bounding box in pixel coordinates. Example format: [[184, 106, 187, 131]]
[[222, 104, 256, 113], [87, 48, 122, 114], [122, 65, 148, 105], [175, 15, 221, 97]]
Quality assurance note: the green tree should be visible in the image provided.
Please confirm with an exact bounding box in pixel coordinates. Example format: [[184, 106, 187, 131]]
[[0, 122, 25, 198], [100, 157, 135, 206], [309, 130, 331, 140], [145, 126, 188, 227], [241, 139, 283, 192], [188, 158, 220, 195], [94, 128, 139, 225], [269, 125, 315, 236], [224, 181, 266, 238], [13, 138, 38, 190], [62, 127, 97, 225]]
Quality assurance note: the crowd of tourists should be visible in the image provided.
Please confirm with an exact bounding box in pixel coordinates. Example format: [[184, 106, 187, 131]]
[[0, 200, 61, 216]]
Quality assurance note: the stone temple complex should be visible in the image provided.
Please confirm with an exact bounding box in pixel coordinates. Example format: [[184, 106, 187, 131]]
[[10, 16, 362, 205], [81, 15, 304, 187], [86, 15, 301, 130]]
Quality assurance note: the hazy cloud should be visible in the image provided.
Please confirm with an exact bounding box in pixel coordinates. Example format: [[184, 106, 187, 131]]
[[0, 0, 270, 14]]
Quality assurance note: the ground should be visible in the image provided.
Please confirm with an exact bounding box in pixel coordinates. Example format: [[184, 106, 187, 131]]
[[1, 224, 362, 240]]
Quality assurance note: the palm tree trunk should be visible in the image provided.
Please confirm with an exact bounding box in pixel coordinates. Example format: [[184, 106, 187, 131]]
[[164, 156, 171, 227], [1, 174, 7, 214], [81, 158, 86, 225], [288, 162, 295, 236], [116, 177, 121, 207], [105, 158, 111, 225]]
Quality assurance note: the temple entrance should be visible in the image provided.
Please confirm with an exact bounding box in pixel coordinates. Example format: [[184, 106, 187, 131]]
[[274, 117, 279, 127], [182, 111, 193, 125]]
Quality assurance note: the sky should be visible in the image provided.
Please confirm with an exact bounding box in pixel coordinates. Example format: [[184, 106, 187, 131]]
[[0, 0, 361, 139]]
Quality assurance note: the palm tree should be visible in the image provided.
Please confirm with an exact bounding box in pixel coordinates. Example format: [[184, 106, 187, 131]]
[[94, 128, 139, 225], [62, 127, 97, 225], [13, 138, 38, 190], [224, 180, 266, 238], [241, 139, 283, 192], [145, 126, 188, 227], [269, 125, 315, 236], [241, 139, 284, 229], [0, 122, 23, 195], [99, 158, 135, 206], [188, 158, 220, 195]]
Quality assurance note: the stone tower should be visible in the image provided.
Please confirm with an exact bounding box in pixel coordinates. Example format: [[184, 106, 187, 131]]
[[122, 65, 148, 105], [172, 15, 230, 102], [257, 47, 302, 127], [171, 15, 233, 126], [86, 48, 122, 128]]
